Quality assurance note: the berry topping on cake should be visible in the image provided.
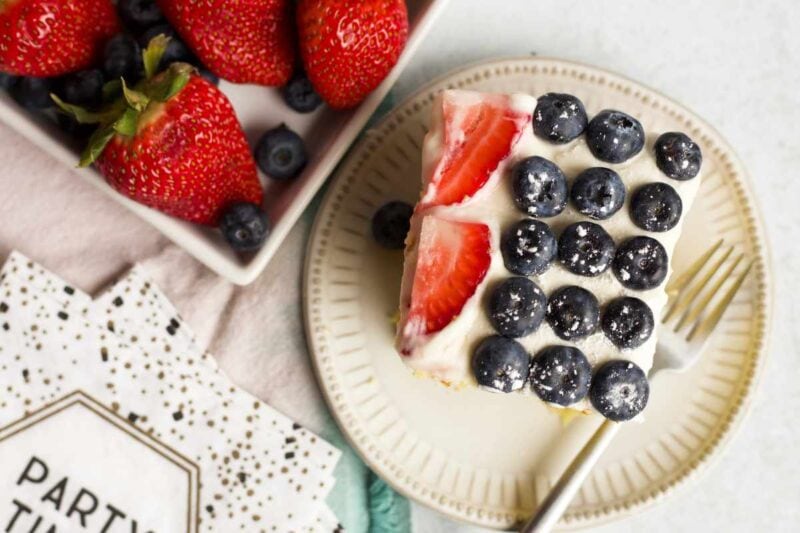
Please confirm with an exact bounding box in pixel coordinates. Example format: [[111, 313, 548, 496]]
[[558, 222, 615, 276], [602, 297, 654, 349], [530, 345, 592, 406], [630, 182, 683, 232], [219, 202, 270, 252], [419, 92, 530, 209], [533, 93, 588, 144], [501, 219, 557, 276], [654, 132, 703, 180], [255, 125, 308, 181], [372, 201, 413, 250], [570, 167, 626, 220], [613, 236, 669, 290], [511, 156, 568, 217], [399, 217, 491, 350], [472, 336, 530, 393], [586, 110, 645, 163], [590, 360, 650, 421], [546, 286, 600, 341], [488, 277, 547, 338]]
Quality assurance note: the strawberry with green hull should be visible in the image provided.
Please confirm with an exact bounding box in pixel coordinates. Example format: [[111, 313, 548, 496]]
[[54, 37, 263, 227], [297, 0, 409, 109], [156, 0, 294, 86], [0, 0, 120, 77]]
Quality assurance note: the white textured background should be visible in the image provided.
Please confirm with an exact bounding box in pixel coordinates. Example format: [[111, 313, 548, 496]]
[[400, 0, 800, 531]]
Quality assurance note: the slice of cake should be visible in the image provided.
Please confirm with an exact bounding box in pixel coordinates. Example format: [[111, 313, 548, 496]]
[[396, 90, 703, 421]]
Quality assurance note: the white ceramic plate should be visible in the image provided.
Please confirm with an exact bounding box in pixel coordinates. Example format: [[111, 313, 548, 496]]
[[303, 58, 772, 529], [0, 0, 449, 285]]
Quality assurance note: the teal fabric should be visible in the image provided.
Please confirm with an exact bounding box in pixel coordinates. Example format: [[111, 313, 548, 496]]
[[367, 471, 411, 533], [309, 92, 412, 532]]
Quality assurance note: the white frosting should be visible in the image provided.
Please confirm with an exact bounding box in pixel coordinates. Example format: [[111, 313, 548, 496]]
[[396, 90, 702, 410]]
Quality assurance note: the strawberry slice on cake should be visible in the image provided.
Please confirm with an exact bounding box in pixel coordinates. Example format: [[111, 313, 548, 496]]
[[418, 91, 530, 209], [397, 216, 491, 358]]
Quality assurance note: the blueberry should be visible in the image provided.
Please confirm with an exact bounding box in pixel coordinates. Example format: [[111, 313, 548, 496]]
[[511, 156, 568, 217], [12, 77, 54, 111], [56, 113, 96, 140], [255, 125, 307, 181], [371, 201, 412, 249], [281, 70, 323, 113], [487, 277, 546, 338], [546, 286, 600, 341], [602, 297, 654, 349], [198, 68, 219, 86], [558, 222, 615, 276], [613, 236, 669, 290], [103, 34, 143, 82], [590, 360, 649, 421], [530, 345, 592, 406], [118, 0, 166, 32], [570, 167, 626, 220], [219, 202, 270, 252], [140, 25, 194, 67], [500, 218, 557, 276], [0, 72, 18, 90], [586, 110, 645, 164], [57, 69, 104, 107], [471, 335, 530, 393], [655, 132, 702, 180], [533, 93, 588, 144], [630, 182, 682, 232]]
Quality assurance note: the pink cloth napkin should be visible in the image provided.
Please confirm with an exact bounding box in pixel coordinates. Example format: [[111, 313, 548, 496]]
[[0, 121, 329, 435]]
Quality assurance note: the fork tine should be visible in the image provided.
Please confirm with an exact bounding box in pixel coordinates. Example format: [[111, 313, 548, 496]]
[[674, 254, 744, 332], [663, 246, 733, 323], [687, 260, 754, 341], [666, 238, 724, 298]]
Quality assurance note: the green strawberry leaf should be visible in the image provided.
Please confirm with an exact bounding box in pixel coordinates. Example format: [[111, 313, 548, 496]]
[[50, 94, 108, 124], [121, 79, 150, 112], [142, 34, 171, 80], [147, 63, 193, 102], [113, 107, 140, 137], [102, 79, 123, 102], [79, 124, 116, 167]]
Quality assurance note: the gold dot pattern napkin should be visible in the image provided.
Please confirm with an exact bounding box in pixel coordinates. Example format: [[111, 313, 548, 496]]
[[0, 252, 341, 532]]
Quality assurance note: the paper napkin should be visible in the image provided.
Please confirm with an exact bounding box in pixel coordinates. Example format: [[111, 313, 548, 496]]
[[0, 252, 341, 532]]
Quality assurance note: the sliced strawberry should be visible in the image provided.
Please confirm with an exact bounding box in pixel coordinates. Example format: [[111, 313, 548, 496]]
[[419, 92, 530, 209], [404, 216, 491, 341]]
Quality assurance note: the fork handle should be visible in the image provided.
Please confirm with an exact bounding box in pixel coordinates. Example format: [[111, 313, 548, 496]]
[[520, 419, 620, 533]]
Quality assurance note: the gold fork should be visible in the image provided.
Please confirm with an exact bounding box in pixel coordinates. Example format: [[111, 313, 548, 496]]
[[521, 240, 754, 533]]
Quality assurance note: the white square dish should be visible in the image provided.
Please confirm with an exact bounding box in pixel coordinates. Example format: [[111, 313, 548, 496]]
[[0, 0, 449, 285]]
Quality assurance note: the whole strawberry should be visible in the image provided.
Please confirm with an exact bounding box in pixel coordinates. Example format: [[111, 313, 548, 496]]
[[54, 37, 263, 225], [0, 0, 120, 77], [297, 0, 408, 109], [156, 0, 294, 86]]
